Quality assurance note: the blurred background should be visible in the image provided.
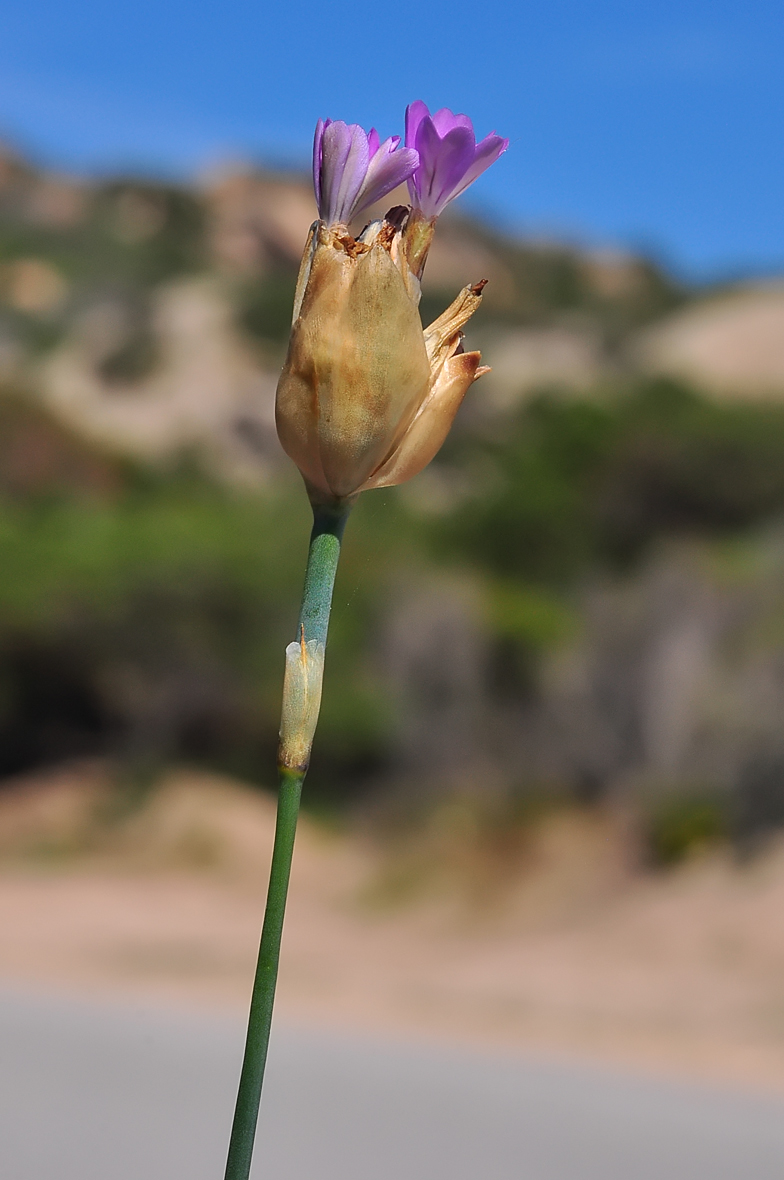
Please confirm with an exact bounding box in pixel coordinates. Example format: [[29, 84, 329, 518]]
[[1, 0, 784, 1174]]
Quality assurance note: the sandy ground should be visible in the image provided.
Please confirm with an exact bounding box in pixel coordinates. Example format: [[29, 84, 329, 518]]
[[2, 764, 784, 1093]]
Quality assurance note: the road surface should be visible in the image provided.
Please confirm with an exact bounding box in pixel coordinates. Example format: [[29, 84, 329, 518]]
[[0, 988, 783, 1178]]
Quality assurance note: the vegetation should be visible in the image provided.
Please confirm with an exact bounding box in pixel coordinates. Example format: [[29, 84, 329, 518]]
[[438, 379, 784, 582], [1, 152, 784, 852], [0, 378, 782, 817]]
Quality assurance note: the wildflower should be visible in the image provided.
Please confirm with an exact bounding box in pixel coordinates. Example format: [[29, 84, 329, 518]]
[[313, 119, 419, 227], [405, 101, 509, 219], [275, 105, 506, 506]]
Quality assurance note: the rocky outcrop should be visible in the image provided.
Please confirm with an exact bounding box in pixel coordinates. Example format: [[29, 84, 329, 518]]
[[633, 284, 784, 397]]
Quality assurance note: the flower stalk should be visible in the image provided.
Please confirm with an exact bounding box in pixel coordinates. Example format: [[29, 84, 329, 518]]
[[223, 501, 351, 1180]]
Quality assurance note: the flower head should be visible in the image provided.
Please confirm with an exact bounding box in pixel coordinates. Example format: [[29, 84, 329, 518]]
[[313, 119, 419, 227], [275, 218, 488, 505], [278, 105, 504, 506], [405, 101, 508, 219]]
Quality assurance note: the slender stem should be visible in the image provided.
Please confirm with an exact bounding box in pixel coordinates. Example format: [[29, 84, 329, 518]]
[[224, 501, 351, 1180], [297, 502, 351, 646], [223, 767, 302, 1180]]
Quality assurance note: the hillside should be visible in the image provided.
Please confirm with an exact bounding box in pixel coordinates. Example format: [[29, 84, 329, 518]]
[[2, 147, 784, 847], [0, 148, 690, 477]]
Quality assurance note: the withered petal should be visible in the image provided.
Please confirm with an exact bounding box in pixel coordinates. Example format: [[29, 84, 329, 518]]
[[359, 351, 485, 491]]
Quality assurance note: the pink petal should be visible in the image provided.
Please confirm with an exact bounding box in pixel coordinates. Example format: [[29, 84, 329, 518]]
[[312, 118, 327, 214], [355, 141, 419, 218], [319, 121, 369, 225], [430, 107, 475, 137], [444, 133, 509, 205], [405, 100, 430, 149], [412, 119, 477, 217]]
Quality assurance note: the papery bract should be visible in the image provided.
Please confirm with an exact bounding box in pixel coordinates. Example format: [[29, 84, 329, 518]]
[[405, 101, 508, 218], [278, 633, 325, 772], [313, 119, 419, 227], [275, 218, 487, 505]]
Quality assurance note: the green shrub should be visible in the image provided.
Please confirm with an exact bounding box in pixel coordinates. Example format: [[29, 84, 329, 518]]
[[437, 380, 784, 584], [646, 794, 728, 865]]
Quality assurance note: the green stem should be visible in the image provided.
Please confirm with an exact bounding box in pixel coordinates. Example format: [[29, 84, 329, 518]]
[[224, 501, 351, 1180], [298, 502, 351, 647]]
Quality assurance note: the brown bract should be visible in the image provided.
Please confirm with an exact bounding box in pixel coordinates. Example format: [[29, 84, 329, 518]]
[[275, 214, 488, 506]]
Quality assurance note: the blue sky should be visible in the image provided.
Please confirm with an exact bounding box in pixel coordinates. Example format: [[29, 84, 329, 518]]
[[0, 0, 781, 279]]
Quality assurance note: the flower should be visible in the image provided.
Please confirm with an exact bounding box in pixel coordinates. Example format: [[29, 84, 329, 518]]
[[275, 216, 488, 505], [405, 101, 508, 219], [276, 106, 505, 507], [313, 119, 419, 227]]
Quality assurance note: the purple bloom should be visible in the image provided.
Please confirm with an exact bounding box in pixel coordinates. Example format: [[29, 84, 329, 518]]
[[405, 101, 509, 219], [313, 119, 419, 227]]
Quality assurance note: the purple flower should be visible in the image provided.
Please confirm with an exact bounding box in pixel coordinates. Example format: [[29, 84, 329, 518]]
[[405, 101, 509, 219], [313, 119, 420, 227]]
